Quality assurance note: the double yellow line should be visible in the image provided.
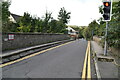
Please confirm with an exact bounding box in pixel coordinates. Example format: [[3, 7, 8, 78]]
[[82, 41, 91, 80]]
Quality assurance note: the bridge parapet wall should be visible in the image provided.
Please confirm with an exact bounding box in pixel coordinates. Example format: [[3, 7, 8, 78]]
[[2, 32, 70, 51]]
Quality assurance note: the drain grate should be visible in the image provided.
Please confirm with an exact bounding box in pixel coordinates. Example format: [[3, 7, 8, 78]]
[[98, 57, 114, 62]]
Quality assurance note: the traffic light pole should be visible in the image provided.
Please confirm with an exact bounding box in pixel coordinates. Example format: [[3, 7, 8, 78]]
[[104, 21, 108, 56]]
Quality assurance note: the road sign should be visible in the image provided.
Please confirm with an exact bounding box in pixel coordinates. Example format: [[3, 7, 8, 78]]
[[8, 34, 14, 40]]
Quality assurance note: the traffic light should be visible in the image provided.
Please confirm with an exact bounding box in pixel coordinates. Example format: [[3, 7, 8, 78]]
[[102, 0, 112, 21]]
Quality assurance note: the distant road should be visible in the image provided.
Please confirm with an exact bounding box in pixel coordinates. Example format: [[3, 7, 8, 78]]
[[3, 40, 88, 78]]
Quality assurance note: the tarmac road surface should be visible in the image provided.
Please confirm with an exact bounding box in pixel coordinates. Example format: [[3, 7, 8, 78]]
[[2, 40, 89, 78]]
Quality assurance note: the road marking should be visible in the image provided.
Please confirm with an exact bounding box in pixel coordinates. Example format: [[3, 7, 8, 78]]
[[82, 41, 91, 80], [82, 42, 89, 79], [87, 42, 91, 79], [0, 41, 74, 68]]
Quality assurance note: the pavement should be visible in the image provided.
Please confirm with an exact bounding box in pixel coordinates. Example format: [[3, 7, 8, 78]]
[[91, 41, 119, 79]]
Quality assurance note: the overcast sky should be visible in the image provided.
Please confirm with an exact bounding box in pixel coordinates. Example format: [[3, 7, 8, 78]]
[[9, 0, 103, 26]]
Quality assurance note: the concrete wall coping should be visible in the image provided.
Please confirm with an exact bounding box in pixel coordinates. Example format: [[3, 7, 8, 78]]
[[2, 32, 66, 35]]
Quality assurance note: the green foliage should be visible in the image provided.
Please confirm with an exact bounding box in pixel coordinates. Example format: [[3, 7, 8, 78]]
[[112, 1, 120, 20], [2, 0, 11, 32], [0, 1, 1, 31], [55, 21, 65, 33], [2, 1, 10, 22], [99, 5, 103, 14], [7, 22, 18, 32], [107, 21, 120, 48], [41, 11, 52, 33], [78, 27, 85, 38], [97, 1, 120, 48], [58, 7, 71, 24], [82, 20, 100, 40], [34, 18, 42, 32], [2, 1, 71, 34], [2, 0, 20, 32], [17, 24, 31, 32], [106, 1, 120, 48], [17, 12, 32, 32], [88, 20, 100, 36], [49, 19, 57, 33], [82, 27, 92, 40], [17, 8, 70, 33], [49, 20, 65, 33]]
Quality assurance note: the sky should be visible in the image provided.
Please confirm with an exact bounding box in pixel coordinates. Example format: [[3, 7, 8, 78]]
[[9, 0, 103, 26]]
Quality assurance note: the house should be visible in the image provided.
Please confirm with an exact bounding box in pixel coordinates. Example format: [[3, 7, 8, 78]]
[[66, 26, 77, 35], [9, 13, 21, 23], [66, 26, 79, 39]]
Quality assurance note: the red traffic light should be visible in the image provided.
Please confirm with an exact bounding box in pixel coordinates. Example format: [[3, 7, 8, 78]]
[[102, 1, 112, 21], [105, 2, 109, 6], [103, 2, 110, 7]]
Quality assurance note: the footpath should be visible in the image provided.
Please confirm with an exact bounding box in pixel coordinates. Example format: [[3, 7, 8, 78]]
[[91, 41, 119, 80]]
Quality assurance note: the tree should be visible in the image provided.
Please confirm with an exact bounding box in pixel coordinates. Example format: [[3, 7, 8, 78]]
[[30, 17, 37, 32], [107, 1, 120, 48], [0, 1, 2, 31], [42, 11, 52, 33], [98, 1, 120, 48], [58, 7, 71, 24], [88, 20, 100, 36], [107, 21, 120, 48], [34, 18, 42, 32], [17, 12, 32, 32], [56, 21, 67, 33], [2, 0, 11, 32], [112, 1, 120, 21], [1, 3, 71, 34], [79, 27, 85, 38], [49, 19, 57, 33], [82, 27, 92, 40], [2, 1, 10, 23]]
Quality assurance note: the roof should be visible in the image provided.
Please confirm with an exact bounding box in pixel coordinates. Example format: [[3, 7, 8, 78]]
[[66, 27, 76, 32], [10, 13, 21, 23]]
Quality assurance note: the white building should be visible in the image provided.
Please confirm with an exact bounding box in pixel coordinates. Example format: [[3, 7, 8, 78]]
[[66, 27, 77, 35]]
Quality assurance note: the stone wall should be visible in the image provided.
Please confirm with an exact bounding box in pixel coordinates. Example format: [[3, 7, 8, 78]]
[[2, 32, 70, 51]]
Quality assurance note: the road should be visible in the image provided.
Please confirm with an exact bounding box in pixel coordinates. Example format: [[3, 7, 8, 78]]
[[2, 40, 95, 78]]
